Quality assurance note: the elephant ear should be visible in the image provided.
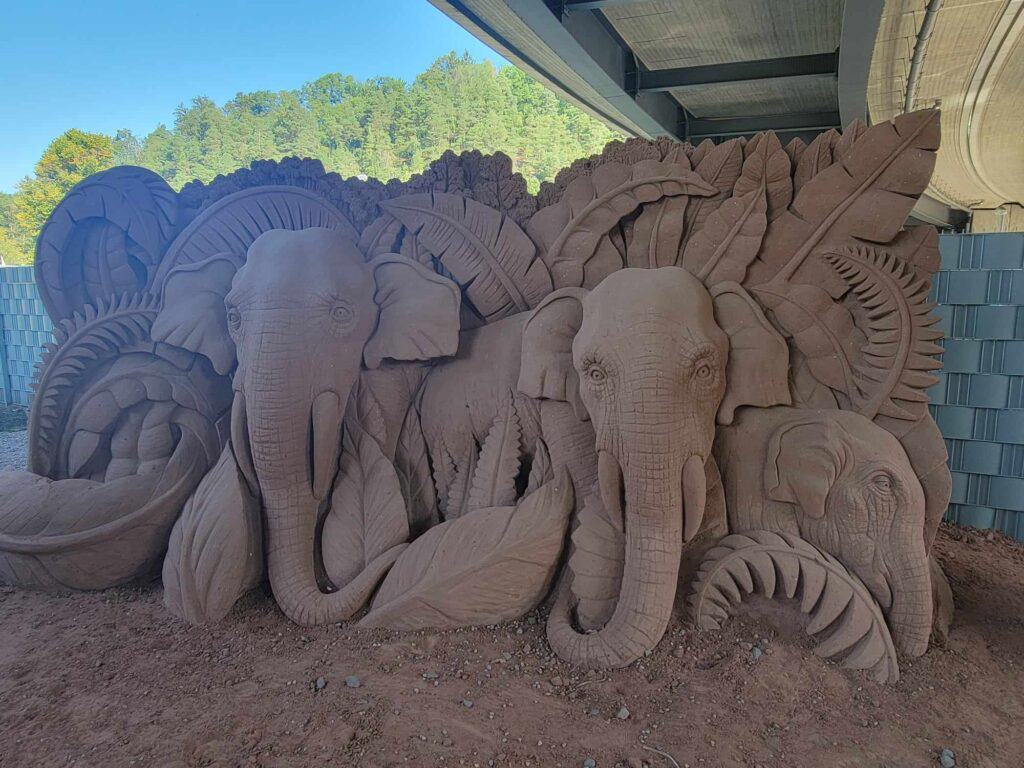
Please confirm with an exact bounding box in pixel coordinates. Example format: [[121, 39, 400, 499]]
[[151, 253, 242, 376], [765, 418, 845, 519], [517, 287, 589, 420], [710, 282, 791, 425], [363, 254, 461, 369]]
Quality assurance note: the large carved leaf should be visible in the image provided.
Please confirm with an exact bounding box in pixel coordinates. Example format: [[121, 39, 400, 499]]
[[360, 470, 573, 631], [321, 424, 410, 590], [570, 490, 624, 631], [35, 166, 178, 321], [752, 110, 940, 287], [733, 132, 792, 222], [528, 160, 717, 288], [394, 404, 439, 536], [467, 397, 522, 512], [682, 189, 767, 285], [163, 441, 262, 624], [754, 281, 865, 403], [683, 139, 745, 246], [825, 247, 943, 421], [151, 186, 357, 291], [689, 530, 900, 684], [0, 430, 209, 590], [380, 192, 552, 322]]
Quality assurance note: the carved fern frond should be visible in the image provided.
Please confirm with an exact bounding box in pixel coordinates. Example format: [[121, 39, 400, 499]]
[[29, 293, 161, 478], [825, 247, 944, 421], [525, 438, 552, 495], [394, 404, 439, 536], [467, 395, 522, 512], [688, 530, 900, 684]]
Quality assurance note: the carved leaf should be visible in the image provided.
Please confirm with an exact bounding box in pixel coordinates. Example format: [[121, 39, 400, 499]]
[[793, 128, 839, 194], [163, 442, 262, 624], [321, 424, 410, 590], [733, 132, 792, 222], [361, 470, 573, 631], [467, 397, 523, 512], [0, 430, 210, 590], [394, 405, 439, 536], [753, 110, 940, 287], [570, 490, 624, 631], [432, 437, 456, 516], [689, 530, 900, 684], [444, 437, 479, 520], [683, 189, 768, 284], [528, 160, 717, 289], [525, 438, 552, 495], [754, 281, 865, 403], [344, 377, 388, 449], [381, 192, 552, 322], [34, 166, 178, 321], [832, 119, 867, 164], [152, 186, 358, 291], [825, 247, 944, 421], [784, 137, 807, 169], [683, 139, 745, 245], [626, 195, 689, 269]]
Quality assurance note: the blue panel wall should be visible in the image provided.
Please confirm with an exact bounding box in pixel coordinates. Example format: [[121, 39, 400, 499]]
[[931, 233, 1024, 540], [0, 266, 52, 407]]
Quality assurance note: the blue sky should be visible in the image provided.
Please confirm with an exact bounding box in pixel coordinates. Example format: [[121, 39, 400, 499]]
[[0, 0, 505, 192]]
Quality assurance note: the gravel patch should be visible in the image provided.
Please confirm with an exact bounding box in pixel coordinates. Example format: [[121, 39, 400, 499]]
[[0, 429, 28, 471]]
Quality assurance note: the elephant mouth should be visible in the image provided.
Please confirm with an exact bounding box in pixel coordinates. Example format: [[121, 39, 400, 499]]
[[596, 450, 707, 541]]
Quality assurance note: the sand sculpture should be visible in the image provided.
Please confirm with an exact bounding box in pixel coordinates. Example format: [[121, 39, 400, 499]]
[[0, 109, 951, 682]]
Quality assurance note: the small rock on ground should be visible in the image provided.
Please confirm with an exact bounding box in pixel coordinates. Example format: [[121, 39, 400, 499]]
[[939, 748, 956, 767]]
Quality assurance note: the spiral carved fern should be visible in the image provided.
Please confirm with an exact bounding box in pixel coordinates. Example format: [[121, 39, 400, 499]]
[[824, 247, 944, 421], [689, 531, 900, 684]]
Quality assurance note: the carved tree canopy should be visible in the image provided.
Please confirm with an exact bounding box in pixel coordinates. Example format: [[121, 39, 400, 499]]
[[0, 110, 949, 680]]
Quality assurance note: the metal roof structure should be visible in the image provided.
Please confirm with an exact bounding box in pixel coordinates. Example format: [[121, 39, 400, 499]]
[[430, 0, 1024, 231]]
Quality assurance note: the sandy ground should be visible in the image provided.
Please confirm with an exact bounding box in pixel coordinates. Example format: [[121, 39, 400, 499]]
[[0, 521, 1021, 768]]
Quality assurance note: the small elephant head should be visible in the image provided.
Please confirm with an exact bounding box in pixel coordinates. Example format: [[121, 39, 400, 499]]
[[153, 227, 461, 624], [765, 410, 932, 657], [520, 266, 790, 667]]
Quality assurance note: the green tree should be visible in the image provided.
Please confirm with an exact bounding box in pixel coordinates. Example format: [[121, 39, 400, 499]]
[[12, 129, 114, 245]]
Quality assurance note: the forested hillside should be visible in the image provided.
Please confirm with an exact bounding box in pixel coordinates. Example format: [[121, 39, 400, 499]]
[[0, 53, 618, 265]]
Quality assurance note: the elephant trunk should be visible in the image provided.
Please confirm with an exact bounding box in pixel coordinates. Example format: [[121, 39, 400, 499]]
[[547, 448, 705, 668], [884, 533, 933, 658], [241, 337, 398, 626]]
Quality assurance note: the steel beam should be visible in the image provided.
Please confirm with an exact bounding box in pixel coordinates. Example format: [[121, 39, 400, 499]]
[[561, 0, 640, 10], [837, 0, 884, 126], [504, 0, 683, 137], [639, 52, 838, 92], [686, 111, 841, 140]]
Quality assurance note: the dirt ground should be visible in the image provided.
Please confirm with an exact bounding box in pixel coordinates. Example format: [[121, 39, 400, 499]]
[[1, 523, 1021, 768]]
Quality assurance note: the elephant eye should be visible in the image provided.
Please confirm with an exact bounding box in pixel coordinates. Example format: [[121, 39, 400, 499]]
[[330, 302, 355, 326], [695, 362, 713, 380], [585, 364, 606, 384], [871, 472, 894, 493], [226, 307, 241, 332]]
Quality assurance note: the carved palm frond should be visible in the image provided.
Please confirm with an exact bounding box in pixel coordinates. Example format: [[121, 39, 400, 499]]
[[689, 530, 900, 684], [825, 246, 944, 421], [528, 159, 717, 289], [380, 192, 552, 322]]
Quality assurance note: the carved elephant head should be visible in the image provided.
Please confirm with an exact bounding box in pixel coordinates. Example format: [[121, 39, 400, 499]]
[[153, 227, 461, 625], [518, 266, 791, 668], [717, 406, 933, 658]]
